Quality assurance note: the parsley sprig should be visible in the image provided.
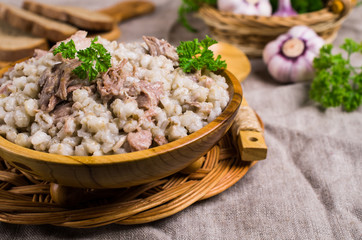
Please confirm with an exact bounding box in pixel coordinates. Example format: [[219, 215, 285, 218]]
[[178, 0, 217, 32], [309, 38, 362, 112], [270, 0, 324, 14], [177, 36, 226, 73], [53, 39, 76, 59], [53, 37, 111, 81]]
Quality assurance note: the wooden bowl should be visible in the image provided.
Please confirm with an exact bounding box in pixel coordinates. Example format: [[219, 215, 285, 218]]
[[0, 68, 242, 189]]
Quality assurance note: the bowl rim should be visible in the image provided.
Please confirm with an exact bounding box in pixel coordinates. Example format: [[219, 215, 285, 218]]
[[0, 69, 242, 166]]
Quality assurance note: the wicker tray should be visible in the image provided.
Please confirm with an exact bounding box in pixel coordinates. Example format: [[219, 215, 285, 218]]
[[198, 0, 353, 57], [0, 128, 261, 228]]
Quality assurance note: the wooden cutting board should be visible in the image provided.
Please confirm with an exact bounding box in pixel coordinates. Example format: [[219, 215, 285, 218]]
[[92, 0, 155, 40], [0, 1, 155, 67], [210, 42, 251, 82]]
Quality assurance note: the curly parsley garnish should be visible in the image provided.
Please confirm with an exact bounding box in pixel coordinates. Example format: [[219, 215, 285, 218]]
[[269, 0, 324, 14], [53, 39, 77, 59], [178, 0, 217, 32], [309, 38, 362, 112], [53, 36, 111, 81], [177, 36, 226, 73]]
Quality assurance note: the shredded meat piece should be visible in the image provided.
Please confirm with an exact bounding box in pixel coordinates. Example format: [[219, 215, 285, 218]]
[[187, 101, 213, 115], [142, 36, 179, 63], [55, 73, 86, 101], [97, 59, 163, 107], [47, 96, 60, 113], [97, 59, 128, 103], [50, 31, 91, 51], [199, 76, 214, 88], [0, 83, 11, 95], [56, 76, 69, 100], [126, 82, 141, 98], [33, 49, 48, 59], [66, 84, 83, 94], [127, 130, 153, 152], [38, 58, 88, 112], [63, 117, 75, 134], [136, 81, 163, 109], [51, 102, 73, 123], [38, 68, 59, 112], [154, 135, 168, 146], [143, 108, 157, 121]]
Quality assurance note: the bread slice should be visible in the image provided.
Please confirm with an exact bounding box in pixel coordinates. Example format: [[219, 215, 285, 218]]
[[0, 2, 78, 42], [23, 0, 115, 31], [89, 24, 122, 41], [0, 21, 48, 62]]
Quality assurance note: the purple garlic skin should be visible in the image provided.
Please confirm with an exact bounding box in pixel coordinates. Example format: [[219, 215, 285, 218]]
[[273, 0, 297, 17], [263, 25, 325, 83], [218, 0, 272, 16]]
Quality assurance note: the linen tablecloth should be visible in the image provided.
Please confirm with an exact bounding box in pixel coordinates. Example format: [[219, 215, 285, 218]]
[[1, 0, 361, 239]]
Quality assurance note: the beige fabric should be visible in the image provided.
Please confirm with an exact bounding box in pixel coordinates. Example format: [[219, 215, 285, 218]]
[[0, 0, 361, 239]]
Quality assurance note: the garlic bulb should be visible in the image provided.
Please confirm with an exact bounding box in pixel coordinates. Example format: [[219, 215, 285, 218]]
[[218, 0, 272, 16], [273, 0, 297, 17], [263, 25, 325, 83]]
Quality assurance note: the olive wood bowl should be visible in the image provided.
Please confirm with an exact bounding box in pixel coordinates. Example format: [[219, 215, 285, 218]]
[[0, 67, 242, 189]]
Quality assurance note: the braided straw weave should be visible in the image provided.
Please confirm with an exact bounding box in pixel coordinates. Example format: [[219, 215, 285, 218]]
[[198, 0, 353, 57], [0, 131, 258, 228]]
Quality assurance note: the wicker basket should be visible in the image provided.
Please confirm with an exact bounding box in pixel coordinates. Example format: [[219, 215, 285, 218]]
[[198, 0, 353, 57], [0, 132, 256, 228]]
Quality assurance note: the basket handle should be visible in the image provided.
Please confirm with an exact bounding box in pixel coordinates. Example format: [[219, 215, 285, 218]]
[[328, 0, 353, 19]]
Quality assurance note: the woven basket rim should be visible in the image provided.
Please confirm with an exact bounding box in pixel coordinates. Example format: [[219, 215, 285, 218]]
[[199, 0, 352, 22], [197, 0, 353, 57], [0, 132, 258, 227], [198, 0, 353, 31], [201, 5, 332, 20]]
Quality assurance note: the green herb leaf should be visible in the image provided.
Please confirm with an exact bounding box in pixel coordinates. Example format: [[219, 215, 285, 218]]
[[340, 38, 362, 56], [53, 39, 77, 59], [52, 36, 112, 81], [177, 36, 226, 73], [270, 0, 324, 14], [309, 39, 362, 112], [178, 0, 217, 32]]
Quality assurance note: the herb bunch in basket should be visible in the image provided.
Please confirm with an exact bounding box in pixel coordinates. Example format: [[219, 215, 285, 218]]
[[178, 0, 327, 32]]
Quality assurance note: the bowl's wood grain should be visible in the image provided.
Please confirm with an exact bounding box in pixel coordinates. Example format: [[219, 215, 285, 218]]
[[0, 63, 243, 188]]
